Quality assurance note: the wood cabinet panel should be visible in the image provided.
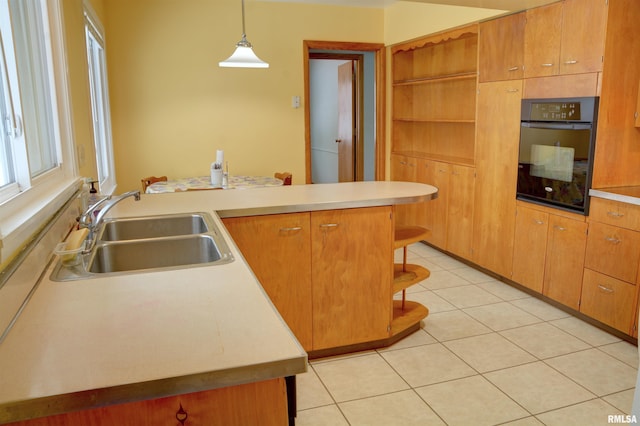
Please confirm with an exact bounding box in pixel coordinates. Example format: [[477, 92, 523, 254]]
[[418, 160, 449, 248], [543, 215, 587, 310], [581, 269, 636, 333], [447, 164, 475, 258], [560, 0, 607, 75], [479, 12, 525, 82], [512, 206, 548, 293], [391, 154, 422, 228], [223, 213, 313, 350], [584, 222, 640, 284], [9, 379, 288, 426], [311, 207, 393, 350], [524, 2, 562, 78], [472, 80, 522, 277], [589, 197, 640, 231]]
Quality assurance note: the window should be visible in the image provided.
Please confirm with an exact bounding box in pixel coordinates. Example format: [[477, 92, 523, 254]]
[[0, 0, 76, 262], [84, 2, 116, 195]]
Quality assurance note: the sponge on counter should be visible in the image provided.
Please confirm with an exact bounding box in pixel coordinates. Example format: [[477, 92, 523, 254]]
[[59, 228, 89, 263]]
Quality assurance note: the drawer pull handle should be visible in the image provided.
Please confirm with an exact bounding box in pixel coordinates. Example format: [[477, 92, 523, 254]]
[[506, 88, 519, 93], [554, 225, 566, 231], [607, 211, 624, 218], [320, 223, 339, 228], [280, 226, 302, 232], [534, 220, 544, 225], [564, 60, 578, 65], [604, 236, 621, 244], [541, 63, 554, 67], [597, 285, 614, 293], [508, 66, 520, 71]]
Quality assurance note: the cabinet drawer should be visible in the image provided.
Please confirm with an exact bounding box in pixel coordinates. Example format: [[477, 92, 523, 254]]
[[584, 222, 640, 283], [581, 269, 636, 333], [589, 197, 640, 231]]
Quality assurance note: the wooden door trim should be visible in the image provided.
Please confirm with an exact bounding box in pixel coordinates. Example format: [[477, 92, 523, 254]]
[[303, 41, 386, 184]]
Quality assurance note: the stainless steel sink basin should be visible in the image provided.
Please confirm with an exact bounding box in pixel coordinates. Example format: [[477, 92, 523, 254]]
[[98, 213, 209, 241], [50, 212, 234, 281], [88, 235, 224, 273]]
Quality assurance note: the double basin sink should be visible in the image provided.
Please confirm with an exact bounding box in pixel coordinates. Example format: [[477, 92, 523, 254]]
[[51, 212, 234, 281]]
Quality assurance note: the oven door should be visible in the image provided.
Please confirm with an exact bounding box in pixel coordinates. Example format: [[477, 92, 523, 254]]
[[517, 122, 595, 213]]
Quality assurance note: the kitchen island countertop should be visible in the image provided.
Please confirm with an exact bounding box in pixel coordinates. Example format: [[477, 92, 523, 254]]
[[0, 181, 437, 423]]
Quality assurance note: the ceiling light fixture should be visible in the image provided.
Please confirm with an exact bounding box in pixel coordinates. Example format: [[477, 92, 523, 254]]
[[219, 0, 269, 68]]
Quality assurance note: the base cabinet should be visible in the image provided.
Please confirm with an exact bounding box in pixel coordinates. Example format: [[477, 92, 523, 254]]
[[224, 206, 393, 353], [6, 378, 289, 426], [311, 207, 393, 350], [581, 197, 640, 334], [512, 203, 587, 310], [222, 213, 313, 350]]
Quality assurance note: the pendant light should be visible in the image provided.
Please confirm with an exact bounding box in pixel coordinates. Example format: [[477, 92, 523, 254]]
[[219, 0, 269, 68]]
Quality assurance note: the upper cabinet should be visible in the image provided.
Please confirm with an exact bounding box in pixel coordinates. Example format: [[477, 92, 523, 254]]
[[391, 25, 478, 166], [478, 12, 525, 82], [524, 0, 607, 79]]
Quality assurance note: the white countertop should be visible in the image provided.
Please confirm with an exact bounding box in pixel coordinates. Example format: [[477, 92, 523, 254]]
[[590, 186, 640, 206], [0, 181, 437, 423]]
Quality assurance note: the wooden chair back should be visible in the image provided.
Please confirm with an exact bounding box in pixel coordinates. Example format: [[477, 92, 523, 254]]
[[274, 172, 292, 185], [141, 175, 167, 192]]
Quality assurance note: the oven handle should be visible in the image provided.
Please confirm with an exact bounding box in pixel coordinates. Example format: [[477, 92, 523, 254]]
[[521, 122, 592, 130]]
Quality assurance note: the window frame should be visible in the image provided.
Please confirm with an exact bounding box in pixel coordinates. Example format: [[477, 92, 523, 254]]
[[0, 0, 78, 266]]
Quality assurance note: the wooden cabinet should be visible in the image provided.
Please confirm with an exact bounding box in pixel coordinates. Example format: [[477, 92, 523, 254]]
[[472, 80, 522, 277], [478, 12, 525, 82], [222, 213, 313, 350], [559, 0, 607, 75], [524, 0, 607, 78], [585, 222, 640, 283], [391, 25, 477, 165], [582, 197, 640, 334], [417, 159, 449, 248], [224, 207, 394, 354], [446, 164, 475, 258], [512, 206, 548, 292], [511, 203, 587, 310], [581, 269, 637, 333], [9, 378, 289, 426], [543, 215, 588, 310], [391, 154, 422, 228], [311, 207, 393, 350]]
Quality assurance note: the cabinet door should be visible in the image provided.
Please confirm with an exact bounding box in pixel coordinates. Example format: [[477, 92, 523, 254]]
[[479, 12, 525, 82], [223, 214, 313, 350], [391, 154, 422, 227], [524, 2, 562, 78], [584, 222, 640, 283], [419, 160, 449, 249], [447, 165, 475, 258], [560, 0, 607, 74], [512, 206, 548, 293], [581, 269, 636, 333], [311, 207, 393, 350], [543, 215, 588, 310], [472, 80, 522, 277]]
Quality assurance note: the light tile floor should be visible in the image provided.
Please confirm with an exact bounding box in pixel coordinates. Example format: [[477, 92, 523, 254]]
[[296, 243, 638, 426]]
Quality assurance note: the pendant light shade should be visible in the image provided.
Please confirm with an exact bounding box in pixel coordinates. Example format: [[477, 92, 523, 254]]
[[219, 0, 269, 68]]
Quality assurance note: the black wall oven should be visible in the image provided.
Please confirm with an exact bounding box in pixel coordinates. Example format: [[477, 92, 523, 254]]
[[517, 97, 599, 215]]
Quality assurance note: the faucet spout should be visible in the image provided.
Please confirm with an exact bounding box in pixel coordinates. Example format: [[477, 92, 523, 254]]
[[80, 190, 141, 253]]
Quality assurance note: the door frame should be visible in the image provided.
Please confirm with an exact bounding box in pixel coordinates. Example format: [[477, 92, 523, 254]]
[[303, 41, 386, 184]]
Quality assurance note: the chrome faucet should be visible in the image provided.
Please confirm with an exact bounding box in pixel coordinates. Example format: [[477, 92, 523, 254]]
[[80, 190, 141, 253]]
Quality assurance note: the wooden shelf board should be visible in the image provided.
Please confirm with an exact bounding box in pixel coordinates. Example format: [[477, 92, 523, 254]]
[[393, 264, 431, 293], [390, 151, 476, 167], [393, 72, 477, 86], [391, 300, 429, 336], [392, 118, 476, 124], [394, 225, 430, 248]]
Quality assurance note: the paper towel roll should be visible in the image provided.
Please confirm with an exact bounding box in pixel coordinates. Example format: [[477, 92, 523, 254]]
[[216, 150, 224, 165]]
